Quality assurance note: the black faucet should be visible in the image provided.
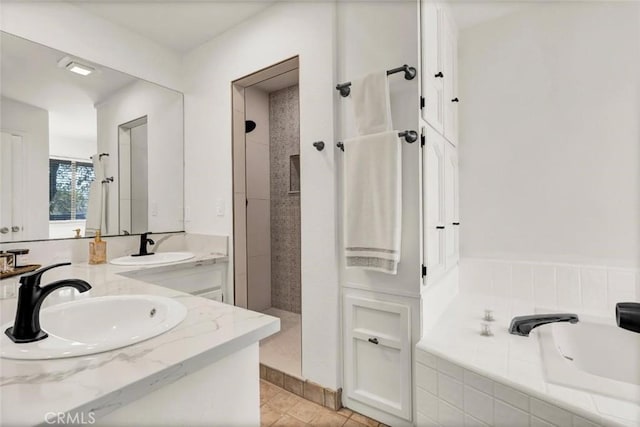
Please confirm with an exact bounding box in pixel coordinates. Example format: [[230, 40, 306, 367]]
[[509, 313, 579, 336], [132, 232, 155, 257], [5, 263, 91, 343], [616, 302, 640, 333]]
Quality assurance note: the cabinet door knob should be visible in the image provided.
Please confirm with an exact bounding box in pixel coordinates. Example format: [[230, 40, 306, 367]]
[[11, 226, 20, 232], [0, 227, 8, 234], [368, 337, 379, 345], [451, 98, 459, 103], [452, 222, 460, 226], [436, 226, 445, 230], [434, 72, 444, 78]]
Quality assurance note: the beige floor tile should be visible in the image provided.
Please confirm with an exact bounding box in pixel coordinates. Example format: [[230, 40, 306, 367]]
[[261, 404, 283, 427], [349, 413, 379, 427], [343, 419, 368, 427], [273, 414, 308, 427], [309, 410, 348, 427], [261, 380, 281, 400], [268, 390, 304, 414], [337, 408, 353, 418], [288, 399, 324, 423]]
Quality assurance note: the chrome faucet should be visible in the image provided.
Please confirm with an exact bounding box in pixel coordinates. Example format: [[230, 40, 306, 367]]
[[132, 232, 155, 257], [5, 263, 91, 343], [509, 313, 579, 337]]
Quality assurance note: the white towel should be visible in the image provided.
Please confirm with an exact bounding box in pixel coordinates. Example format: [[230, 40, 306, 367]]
[[351, 71, 393, 135], [344, 130, 402, 274], [85, 155, 104, 237]]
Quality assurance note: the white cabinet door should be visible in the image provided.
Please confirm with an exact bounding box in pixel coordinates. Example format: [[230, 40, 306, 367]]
[[422, 126, 446, 280], [343, 294, 412, 420], [420, 1, 444, 134], [444, 142, 459, 268], [442, 12, 459, 146], [0, 132, 24, 242]]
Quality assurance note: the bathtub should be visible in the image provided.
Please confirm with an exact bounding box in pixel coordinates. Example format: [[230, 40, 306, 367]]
[[537, 312, 640, 404], [417, 292, 640, 426]]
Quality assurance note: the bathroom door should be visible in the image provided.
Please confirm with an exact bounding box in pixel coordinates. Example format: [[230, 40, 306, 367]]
[[0, 132, 25, 242]]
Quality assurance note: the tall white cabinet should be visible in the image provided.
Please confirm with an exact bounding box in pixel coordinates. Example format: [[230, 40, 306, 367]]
[[341, 2, 459, 426], [421, 1, 460, 285]]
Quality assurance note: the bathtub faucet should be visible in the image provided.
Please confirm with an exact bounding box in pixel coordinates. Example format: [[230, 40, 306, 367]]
[[509, 313, 579, 337], [616, 302, 640, 334]]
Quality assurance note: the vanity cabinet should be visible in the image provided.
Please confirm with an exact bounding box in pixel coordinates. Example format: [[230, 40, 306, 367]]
[[120, 261, 227, 302], [343, 292, 412, 422], [420, 1, 459, 146]]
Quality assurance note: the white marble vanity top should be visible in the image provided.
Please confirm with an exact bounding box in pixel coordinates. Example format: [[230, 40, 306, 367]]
[[417, 293, 640, 427], [0, 254, 278, 426]]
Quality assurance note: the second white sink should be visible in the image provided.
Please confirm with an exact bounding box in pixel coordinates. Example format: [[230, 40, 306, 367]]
[[110, 251, 195, 266], [1, 295, 187, 360]]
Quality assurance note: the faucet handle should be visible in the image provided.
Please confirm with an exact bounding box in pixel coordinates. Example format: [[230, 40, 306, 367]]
[[20, 263, 71, 287]]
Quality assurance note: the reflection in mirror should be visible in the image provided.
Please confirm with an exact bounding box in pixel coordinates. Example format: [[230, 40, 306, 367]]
[[0, 32, 184, 243]]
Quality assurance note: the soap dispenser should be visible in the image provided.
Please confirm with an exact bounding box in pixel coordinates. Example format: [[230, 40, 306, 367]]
[[89, 231, 107, 265]]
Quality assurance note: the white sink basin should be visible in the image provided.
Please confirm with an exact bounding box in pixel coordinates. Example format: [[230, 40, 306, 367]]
[[110, 251, 195, 266], [1, 295, 187, 360]]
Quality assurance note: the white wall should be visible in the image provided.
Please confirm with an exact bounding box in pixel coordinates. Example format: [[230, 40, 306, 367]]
[[459, 2, 640, 268], [49, 135, 96, 161], [0, 2, 182, 90], [182, 2, 338, 389], [0, 97, 50, 240], [96, 80, 184, 236], [336, 1, 421, 297]]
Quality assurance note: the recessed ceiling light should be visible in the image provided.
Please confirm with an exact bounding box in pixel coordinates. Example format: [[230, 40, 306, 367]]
[[66, 62, 94, 76], [57, 56, 96, 76]]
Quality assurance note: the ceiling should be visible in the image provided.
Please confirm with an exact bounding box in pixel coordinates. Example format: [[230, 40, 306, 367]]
[[0, 32, 137, 142], [73, 1, 276, 54]]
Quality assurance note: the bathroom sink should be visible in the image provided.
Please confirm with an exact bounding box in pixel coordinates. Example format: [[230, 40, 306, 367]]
[[110, 251, 195, 266], [1, 295, 187, 360]]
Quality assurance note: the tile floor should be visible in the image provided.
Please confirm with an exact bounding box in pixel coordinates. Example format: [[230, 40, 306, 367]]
[[260, 380, 386, 427], [260, 307, 302, 377]]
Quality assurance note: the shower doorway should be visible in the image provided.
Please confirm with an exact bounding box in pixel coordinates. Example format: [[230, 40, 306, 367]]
[[231, 57, 302, 378]]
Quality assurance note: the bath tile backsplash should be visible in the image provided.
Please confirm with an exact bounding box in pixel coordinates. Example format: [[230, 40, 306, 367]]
[[460, 258, 639, 314]]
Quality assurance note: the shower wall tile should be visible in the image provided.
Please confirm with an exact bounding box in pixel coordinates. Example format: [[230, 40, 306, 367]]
[[270, 85, 301, 313]]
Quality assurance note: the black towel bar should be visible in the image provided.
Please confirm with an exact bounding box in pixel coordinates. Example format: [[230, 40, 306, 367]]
[[336, 65, 416, 97], [336, 130, 417, 151]]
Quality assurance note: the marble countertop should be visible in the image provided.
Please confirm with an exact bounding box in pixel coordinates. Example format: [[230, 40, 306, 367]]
[[0, 255, 279, 426], [417, 293, 639, 427]]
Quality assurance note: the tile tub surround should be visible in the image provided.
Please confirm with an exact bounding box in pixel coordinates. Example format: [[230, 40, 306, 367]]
[[459, 258, 639, 315], [270, 84, 301, 313], [416, 293, 640, 427], [0, 261, 278, 426]]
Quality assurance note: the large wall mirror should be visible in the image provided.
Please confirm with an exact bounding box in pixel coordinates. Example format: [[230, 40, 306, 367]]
[[0, 32, 184, 243]]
